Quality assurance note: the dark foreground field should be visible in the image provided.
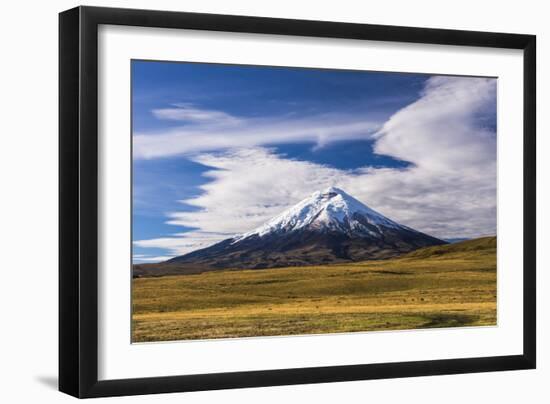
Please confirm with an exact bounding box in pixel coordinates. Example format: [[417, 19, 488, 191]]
[[132, 237, 496, 342]]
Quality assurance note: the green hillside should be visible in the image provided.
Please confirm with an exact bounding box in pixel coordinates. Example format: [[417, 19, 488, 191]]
[[403, 236, 496, 259]]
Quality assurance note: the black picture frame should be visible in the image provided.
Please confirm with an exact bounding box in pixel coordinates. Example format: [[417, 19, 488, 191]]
[[59, 6, 536, 398]]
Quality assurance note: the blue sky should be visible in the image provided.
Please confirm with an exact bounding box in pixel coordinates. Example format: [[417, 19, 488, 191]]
[[132, 60, 497, 263]]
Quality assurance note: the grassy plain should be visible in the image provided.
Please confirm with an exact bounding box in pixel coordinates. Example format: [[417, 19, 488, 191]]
[[132, 237, 496, 342]]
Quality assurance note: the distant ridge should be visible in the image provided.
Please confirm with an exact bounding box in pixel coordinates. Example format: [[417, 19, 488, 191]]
[[403, 236, 496, 259], [444, 238, 471, 244]]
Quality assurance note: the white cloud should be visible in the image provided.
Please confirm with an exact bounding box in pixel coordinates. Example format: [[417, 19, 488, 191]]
[[373, 76, 496, 170], [132, 255, 174, 263], [152, 103, 243, 126], [134, 230, 233, 257], [133, 108, 380, 159], [134, 76, 497, 257]]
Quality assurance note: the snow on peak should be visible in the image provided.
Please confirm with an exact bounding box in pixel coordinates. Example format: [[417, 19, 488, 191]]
[[320, 186, 344, 195], [232, 187, 403, 242]]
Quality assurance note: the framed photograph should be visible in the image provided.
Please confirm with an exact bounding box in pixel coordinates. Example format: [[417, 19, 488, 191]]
[[59, 6, 536, 398]]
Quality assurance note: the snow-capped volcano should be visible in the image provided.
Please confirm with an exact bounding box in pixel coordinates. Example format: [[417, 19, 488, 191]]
[[233, 187, 404, 242], [159, 188, 446, 271]]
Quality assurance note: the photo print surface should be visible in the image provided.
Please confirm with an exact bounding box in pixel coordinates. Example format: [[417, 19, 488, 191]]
[[131, 60, 497, 343]]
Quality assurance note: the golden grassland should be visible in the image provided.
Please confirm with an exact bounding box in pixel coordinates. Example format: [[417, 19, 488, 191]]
[[132, 237, 496, 342]]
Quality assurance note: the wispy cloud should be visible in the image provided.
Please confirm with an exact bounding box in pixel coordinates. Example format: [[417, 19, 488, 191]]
[[134, 231, 234, 257], [134, 76, 497, 257], [152, 103, 243, 126], [132, 254, 174, 263], [133, 107, 381, 159]]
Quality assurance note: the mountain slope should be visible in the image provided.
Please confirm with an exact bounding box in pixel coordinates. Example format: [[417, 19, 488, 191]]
[[232, 187, 405, 241], [135, 188, 447, 276], [402, 236, 496, 259]]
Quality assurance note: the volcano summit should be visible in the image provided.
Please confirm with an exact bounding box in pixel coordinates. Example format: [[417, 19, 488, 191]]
[[135, 188, 447, 276]]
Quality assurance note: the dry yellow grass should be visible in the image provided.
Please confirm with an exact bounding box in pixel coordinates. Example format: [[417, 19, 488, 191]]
[[132, 238, 496, 342]]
